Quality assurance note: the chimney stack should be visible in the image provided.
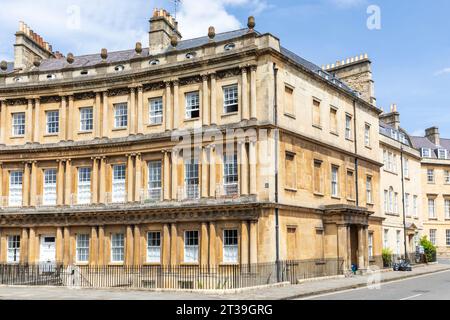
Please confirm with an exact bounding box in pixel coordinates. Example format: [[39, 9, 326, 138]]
[[379, 103, 400, 129], [149, 8, 182, 55], [425, 127, 440, 146]]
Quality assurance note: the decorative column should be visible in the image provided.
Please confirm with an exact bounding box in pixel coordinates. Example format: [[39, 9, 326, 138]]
[[33, 98, 40, 143], [0, 100, 5, 144], [126, 225, 134, 265], [358, 226, 365, 270], [0, 162, 2, 200], [165, 82, 172, 131], [210, 73, 217, 125], [170, 223, 178, 265], [239, 141, 249, 196], [134, 153, 142, 202], [23, 162, 30, 207], [91, 157, 99, 204], [99, 157, 106, 204], [137, 86, 144, 134], [163, 150, 170, 201], [90, 227, 98, 266], [64, 159, 72, 205], [171, 149, 179, 201], [201, 147, 208, 198], [209, 145, 216, 198], [98, 226, 105, 265], [26, 99, 33, 142], [29, 161, 37, 207], [202, 74, 210, 126], [172, 80, 179, 130], [56, 227, 64, 264], [337, 224, 350, 271], [249, 140, 257, 196], [208, 222, 216, 265], [94, 92, 102, 138], [363, 226, 369, 269], [66, 96, 74, 141], [102, 91, 109, 138], [201, 222, 209, 265], [250, 65, 257, 120], [63, 227, 71, 265], [57, 159, 65, 206], [20, 228, 29, 265], [249, 220, 258, 265], [129, 87, 136, 135], [28, 228, 36, 264], [127, 154, 134, 203], [241, 221, 249, 266], [60, 96, 67, 141], [162, 224, 171, 265], [133, 225, 141, 265], [241, 68, 249, 121]]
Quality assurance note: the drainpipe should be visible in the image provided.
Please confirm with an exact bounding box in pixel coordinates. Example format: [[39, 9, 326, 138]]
[[400, 145, 409, 261], [352, 100, 359, 206], [273, 63, 281, 282]]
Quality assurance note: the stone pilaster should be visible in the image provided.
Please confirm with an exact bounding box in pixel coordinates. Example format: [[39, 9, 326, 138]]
[[171, 149, 179, 200], [170, 223, 177, 265], [99, 157, 106, 204], [26, 99, 33, 142], [249, 140, 257, 196], [201, 147, 208, 198], [91, 157, 98, 204], [239, 141, 249, 196], [241, 68, 249, 121], [163, 150, 170, 201], [241, 221, 249, 266], [133, 225, 141, 265], [208, 222, 216, 265], [90, 227, 98, 266], [102, 91, 109, 138], [127, 154, 134, 203], [165, 82, 172, 131], [33, 98, 40, 143], [134, 153, 142, 202], [202, 74, 210, 126], [249, 220, 258, 265], [162, 223, 171, 265], [59, 96, 67, 141], [172, 80, 179, 130], [137, 86, 144, 134], [209, 145, 216, 197], [210, 73, 217, 125], [201, 222, 209, 265], [23, 162, 30, 207], [66, 96, 74, 141], [57, 159, 65, 206], [94, 92, 102, 138], [250, 65, 257, 120], [129, 87, 136, 135], [64, 159, 72, 205]]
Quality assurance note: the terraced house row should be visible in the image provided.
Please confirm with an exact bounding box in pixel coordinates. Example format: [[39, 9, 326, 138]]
[[0, 7, 448, 275]]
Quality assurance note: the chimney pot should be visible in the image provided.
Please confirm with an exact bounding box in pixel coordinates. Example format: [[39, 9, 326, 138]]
[[67, 53, 75, 64], [208, 26, 216, 40], [247, 16, 256, 30], [101, 48, 108, 60]]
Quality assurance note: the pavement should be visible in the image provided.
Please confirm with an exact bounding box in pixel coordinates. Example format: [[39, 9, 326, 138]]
[[0, 262, 449, 300]]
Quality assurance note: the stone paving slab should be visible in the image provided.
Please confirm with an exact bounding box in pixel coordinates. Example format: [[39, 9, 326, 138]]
[[0, 263, 449, 300]]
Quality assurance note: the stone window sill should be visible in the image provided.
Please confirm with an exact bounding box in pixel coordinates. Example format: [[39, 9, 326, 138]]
[[147, 123, 163, 127], [43, 133, 59, 137], [314, 192, 324, 197], [112, 127, 127, 131], [10, 135, 25, 139], [184, 118, 200, 122], [285, 187, 298, 193], [78, 130, 93, 135], [221, 112, 239, 118], [331, 196, 341, 200], [284, 112, 296, 120], [312, 124, 322, 130], [330, 131, 339, 137]]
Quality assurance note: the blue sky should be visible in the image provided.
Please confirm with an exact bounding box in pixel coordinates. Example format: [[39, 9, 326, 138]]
[[1, 0, 449, 137]]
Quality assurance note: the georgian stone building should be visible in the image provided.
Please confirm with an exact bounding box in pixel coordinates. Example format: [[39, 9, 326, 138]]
[[0, 8, 383, 270], [411, 127, 450, 257], [378, 105, 423, 256]]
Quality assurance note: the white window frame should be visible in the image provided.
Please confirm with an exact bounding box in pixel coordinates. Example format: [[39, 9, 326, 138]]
[[445, 199, 450, 220], [46, 110, 59, 134], [114, 103, 128, 128], [446, 230, 450, 247], [383, 229, 389, 249], [12, 113, 26, 136], [149, 97, 163, 125], [427, 169, 435, 184], [413, 195, 418, 217], [438, 149, 448, 160], [185, 160, 199, 200], [77, 167, 91, 205], [445, 171, 450, 184], [76, 234, 90, 263], [429, 229, 436, 246], [148, 161, 162, 201], [331, 166, 339, 197], [7, 235, 20, 264], [80, 107, 94, 132], [368, 233, 374, 259], [223, 229, 239, 264], [405, 193, 410, 217], [366, 176, 372, 204], [111, 233, 125, 263], [223, 153, 239, 196], [364, 123, 371, 147], [184, 231, 199, 263], [9, 171, 23, 207], [112, 164, 126, 203], [421, 148, 431, 158], [43, 169, 57, 206], [223, 85, 239, 114], [428, 198, 436, 219], [185, 92, 200, 119], [396, 230, 401, 255], [147, 231, 161, 263], [403, 158, 409, 178], [345, 114, 352, 140]]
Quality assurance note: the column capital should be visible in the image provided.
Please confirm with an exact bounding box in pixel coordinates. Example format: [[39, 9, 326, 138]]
[[165, 81, 172, 87], [172, 79, 179, 86], [209, 72, 216, 79], [250, 64, 257, 72], [201, 74, 209, 81], [241, 66, 248, 74], [137, 85, 144, 92]]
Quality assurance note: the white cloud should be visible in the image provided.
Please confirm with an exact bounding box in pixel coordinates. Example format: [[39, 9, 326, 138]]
[[434, 68, 450, 76], [0, 0, 269, 61]]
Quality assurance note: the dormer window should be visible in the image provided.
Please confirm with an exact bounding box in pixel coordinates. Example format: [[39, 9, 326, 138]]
[[149, 59, 160, 66], [46, 74, 56, 80], [224, 43, 236, 51], [114, 65, 125, 72], [438, 149, 448, 160], [421, 148, 432, 158], [185, 52, 196, 59], [80, 70, 89, 76]]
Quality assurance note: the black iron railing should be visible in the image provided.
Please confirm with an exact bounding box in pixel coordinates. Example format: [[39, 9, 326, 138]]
[[0, 258, 344, 290]]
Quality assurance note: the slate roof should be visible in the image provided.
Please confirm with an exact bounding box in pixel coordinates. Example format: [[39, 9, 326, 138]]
[[379, 120, 412, 147], [410, 135, 450, 159], [2, 28, 359, 97]]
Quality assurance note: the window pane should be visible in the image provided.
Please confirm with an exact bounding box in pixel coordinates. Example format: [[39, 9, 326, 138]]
[[112, 165, 126, 203], [185, 92, 200, 119], [149, 98, 163, 124], [223, 85, 239, 113], [46, 111, 59, 134], [148, 161, 162, 200], [147, 232, 161, 263], [184, 231, 199, 263], [111, 233, 125, 262], [114, 103, 128, 128], [12, 113, 26, 136], [223, 230, 238, 263], [7, 235, 20, 263], [76, 234, 90, 262], [78, 167, 92, 204], [80, 107, 93, 131], [43, 169, 57, 205], [9, 171, 23, 207]]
